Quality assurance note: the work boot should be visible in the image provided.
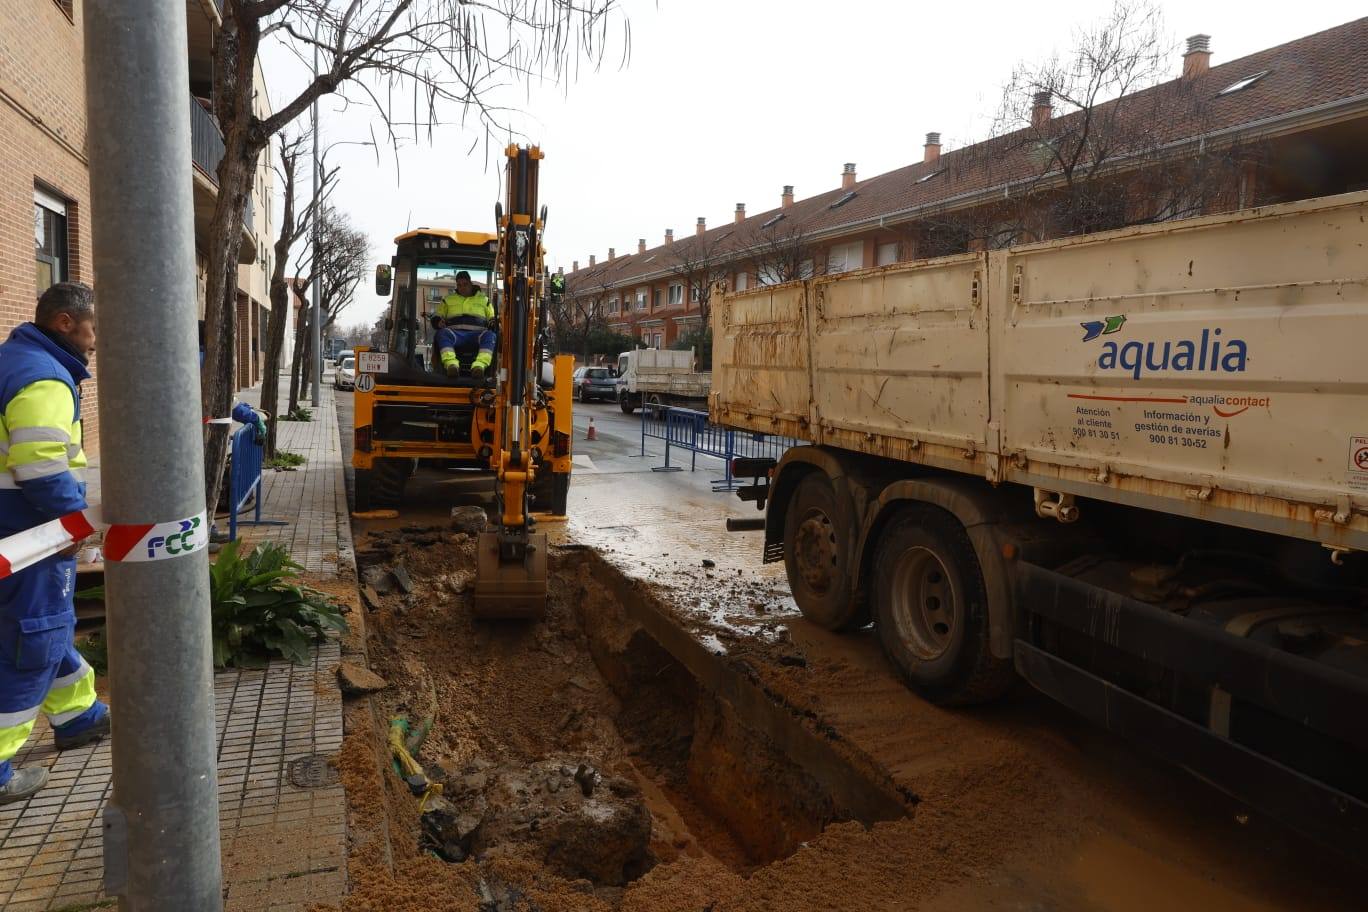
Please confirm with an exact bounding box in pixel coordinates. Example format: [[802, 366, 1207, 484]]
[[0, 767, 49, 805], [445, 363, 461, 378], [471, 364, 486, 382], [54, 706, 111, 751]]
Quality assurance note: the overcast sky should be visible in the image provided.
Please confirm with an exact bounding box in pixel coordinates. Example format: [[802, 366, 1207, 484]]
[[258, 1, 1364, 327]]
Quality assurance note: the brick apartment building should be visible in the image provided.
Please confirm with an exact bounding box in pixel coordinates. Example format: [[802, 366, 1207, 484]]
[[563, 19, 1368, 351], [0, 0, 277, 458]]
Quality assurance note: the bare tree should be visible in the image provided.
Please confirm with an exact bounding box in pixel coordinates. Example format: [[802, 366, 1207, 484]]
[[554, 266, 613, 360], [263, 131, 335, 455], [288, 206, 368, 410], [200, 0, 629, 516], [748, 221, 822, 287], [666, 229, 731, 342], [925, 0, 1259, 250]]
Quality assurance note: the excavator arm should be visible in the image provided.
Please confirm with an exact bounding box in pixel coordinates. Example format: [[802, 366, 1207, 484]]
[[473, 144, 564, 619]]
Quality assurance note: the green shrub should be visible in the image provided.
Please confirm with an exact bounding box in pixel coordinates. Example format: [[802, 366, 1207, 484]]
[[69, 545, 346, 670], [75, 627, 108, 676], [266, 450, 307, 469], [283, 406, 313, 422], [210, 541, 347, 668]]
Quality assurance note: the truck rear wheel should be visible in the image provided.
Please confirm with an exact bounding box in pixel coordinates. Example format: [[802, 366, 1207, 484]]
[[619, 391, 636, 414], [782, 472, 865, 630], [871, 506, 1012, 705]]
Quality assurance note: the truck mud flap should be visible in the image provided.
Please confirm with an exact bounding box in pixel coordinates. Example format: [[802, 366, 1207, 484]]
[[1014, 639, 1368, 855]]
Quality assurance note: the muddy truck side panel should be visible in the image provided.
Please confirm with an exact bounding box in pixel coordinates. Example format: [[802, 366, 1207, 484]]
[[711, 189, 1368, 852]]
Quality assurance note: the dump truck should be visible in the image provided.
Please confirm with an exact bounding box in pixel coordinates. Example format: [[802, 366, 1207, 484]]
[[712, 190, 1368, 850], [615, 347, 710, 413]]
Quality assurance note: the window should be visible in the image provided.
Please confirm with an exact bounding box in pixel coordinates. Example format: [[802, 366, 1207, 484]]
[[651, 289, 661, 310], [690, 285, 701, 304], [635, 288, 648, 311], [667, 283, 683, 307], [34, 187, 69, 294], [1218, 71, 1270, 96], [876, 242, 899, 266], [608, 295, 619, 314], [734, 271, 749, 292], [827, 240, 864, 274]]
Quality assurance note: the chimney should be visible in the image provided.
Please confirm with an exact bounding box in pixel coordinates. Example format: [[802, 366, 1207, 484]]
[[665, 228, 674, 245], [637, 238, 646, 254], [781, 185, 794, 208], [923, 132, 941, 164], [734, 203, 746, 224], [696, 217, 706, 236], [1031, 91, 1053, 130], [1183, 34, 1211, 79], [588, 254, 596, 267], [572, 260, 579, 272], [841, 163, 857, 190], [556, 266, 564, 276], [608, 247, 616, 261]]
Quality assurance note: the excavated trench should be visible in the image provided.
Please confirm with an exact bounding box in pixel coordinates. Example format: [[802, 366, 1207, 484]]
[[343, 526, 911, 909]]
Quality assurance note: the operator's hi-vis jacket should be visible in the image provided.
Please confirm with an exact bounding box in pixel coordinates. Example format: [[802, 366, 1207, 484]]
[[0, 322, 101, 786], [437, 290, 494, 328], [0, 322, 89, 521]]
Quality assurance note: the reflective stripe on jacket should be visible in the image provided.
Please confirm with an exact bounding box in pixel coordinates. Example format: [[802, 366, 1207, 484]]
[[437, 291, 493, 328], [0, 323, 90, 521]]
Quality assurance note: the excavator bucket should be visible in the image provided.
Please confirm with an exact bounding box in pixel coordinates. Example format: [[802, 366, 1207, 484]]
[[472, 530, 548, 620]]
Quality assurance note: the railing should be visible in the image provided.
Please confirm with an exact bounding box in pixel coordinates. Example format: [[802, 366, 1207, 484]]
[[190, 93, 256, 231], [227, 422, 287, 540], [640, 405, 805, 491], [190, 94, 225, 179]]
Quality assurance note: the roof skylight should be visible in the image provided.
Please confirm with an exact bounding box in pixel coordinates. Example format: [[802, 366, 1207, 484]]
[[829, 191, 857, 209], [761, 213, 785, 229], [916, 169, 944, 184], [1217, 70, 1269, 96]]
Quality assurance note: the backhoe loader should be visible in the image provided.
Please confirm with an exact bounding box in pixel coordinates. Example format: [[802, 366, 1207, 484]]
[[352, 144, 572, 618]]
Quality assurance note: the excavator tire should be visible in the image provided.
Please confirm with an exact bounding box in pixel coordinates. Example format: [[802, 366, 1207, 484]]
[[355, 457, 408, 511]]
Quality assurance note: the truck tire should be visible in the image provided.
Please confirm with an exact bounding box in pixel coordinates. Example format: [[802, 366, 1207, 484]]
[[619, 391, 636, 414], [782, 472, 865, 631], [356, 457, 408, 511], [871, 506, 1013, 705]]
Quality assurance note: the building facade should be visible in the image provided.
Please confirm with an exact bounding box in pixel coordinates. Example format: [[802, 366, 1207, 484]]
[[563, 19, 1368, 351], [0, 0, 276, 459]]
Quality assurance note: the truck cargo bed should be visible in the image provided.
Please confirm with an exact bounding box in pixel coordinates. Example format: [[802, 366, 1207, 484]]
[[712, 191, 1368, 552]]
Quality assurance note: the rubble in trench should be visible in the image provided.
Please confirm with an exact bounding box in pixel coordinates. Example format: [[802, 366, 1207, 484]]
[[318, 521, 1054, 912]]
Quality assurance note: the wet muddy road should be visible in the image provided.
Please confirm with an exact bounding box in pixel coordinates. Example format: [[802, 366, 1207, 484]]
[[330, 395, 1364, 910]]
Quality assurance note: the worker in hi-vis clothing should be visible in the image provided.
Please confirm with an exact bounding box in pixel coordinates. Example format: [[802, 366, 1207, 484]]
[[0, 282, 109, 805], [431, 271, 495, 380]]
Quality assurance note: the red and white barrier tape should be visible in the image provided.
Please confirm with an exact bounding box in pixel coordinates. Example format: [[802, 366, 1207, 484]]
[[0, 507, 209, 580]]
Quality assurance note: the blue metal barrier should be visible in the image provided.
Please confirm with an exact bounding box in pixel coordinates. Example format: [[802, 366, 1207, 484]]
[[640, 404, 804, 491], [227, 423, 288, 541]]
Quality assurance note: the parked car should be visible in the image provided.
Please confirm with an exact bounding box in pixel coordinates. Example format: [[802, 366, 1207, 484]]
[[334, 356, 355, 391], [335, 348, 354, 368], [572, 366, 616, 402]]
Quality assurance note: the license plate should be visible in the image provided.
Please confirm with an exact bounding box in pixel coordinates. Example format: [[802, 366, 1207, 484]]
[[358, 352, 387, 374]]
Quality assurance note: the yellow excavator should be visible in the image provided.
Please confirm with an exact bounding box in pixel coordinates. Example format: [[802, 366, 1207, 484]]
[[352, 145, 572, 618]]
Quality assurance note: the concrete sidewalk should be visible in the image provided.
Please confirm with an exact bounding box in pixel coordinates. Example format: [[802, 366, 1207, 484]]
[[0, 376, 351, 912]]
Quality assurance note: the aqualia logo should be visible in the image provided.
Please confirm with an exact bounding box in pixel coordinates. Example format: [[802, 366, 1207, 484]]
[[1081, 315, 1248, 380]]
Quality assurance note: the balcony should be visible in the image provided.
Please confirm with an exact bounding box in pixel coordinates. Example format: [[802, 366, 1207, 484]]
[[191, 95, 256, 264]]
